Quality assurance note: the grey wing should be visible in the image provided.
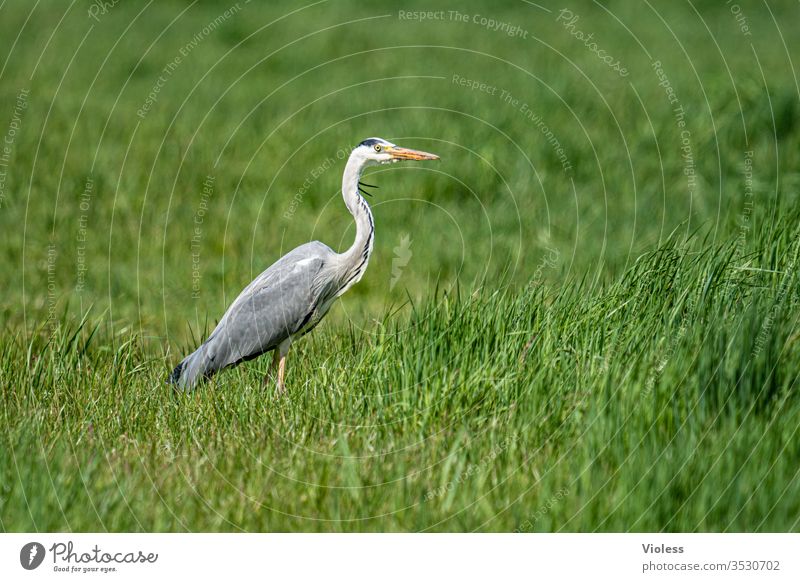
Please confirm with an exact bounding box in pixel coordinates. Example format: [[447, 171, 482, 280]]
[[202, 242, 335, 370]]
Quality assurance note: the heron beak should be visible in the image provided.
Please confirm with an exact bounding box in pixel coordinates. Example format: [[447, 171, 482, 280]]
[[388, 146, 440, 161]]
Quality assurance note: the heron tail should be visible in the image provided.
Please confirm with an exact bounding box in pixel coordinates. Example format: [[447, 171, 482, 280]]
[[168, 344, 216, 391]]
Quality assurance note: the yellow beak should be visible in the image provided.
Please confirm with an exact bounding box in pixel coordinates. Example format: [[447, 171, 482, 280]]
[[388, 146, 440, 161]]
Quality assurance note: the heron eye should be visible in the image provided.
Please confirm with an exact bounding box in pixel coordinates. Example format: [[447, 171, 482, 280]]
[[374, 145, 382, 152]]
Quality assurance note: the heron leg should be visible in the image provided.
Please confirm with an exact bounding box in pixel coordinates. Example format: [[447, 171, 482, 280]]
[[277, 355, 286, 393], [275, 339, 291, 394], [264, 348, 281, 386]]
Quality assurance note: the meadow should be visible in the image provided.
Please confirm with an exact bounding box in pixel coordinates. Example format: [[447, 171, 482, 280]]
[[1, 0, 799, 531]]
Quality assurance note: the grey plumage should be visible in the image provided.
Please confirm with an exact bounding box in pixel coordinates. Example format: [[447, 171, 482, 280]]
[[169, 137, 439, 392], [172, 242, 336, 389]]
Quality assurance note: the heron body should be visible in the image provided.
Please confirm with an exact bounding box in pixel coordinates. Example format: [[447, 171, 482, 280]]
[[170, 137, 439, 391]]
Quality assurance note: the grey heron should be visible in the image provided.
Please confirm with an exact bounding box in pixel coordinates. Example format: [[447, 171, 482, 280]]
[[169, 137, 439, 392]]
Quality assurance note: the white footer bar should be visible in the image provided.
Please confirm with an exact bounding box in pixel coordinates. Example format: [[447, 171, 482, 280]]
[[1, 533, 797, 581]]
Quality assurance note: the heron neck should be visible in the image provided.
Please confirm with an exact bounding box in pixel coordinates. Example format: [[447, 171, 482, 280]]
[[339, 154, 374, 281]]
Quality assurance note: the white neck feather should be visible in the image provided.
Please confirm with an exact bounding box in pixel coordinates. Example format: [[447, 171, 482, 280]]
[[336, 152, 375, 291]]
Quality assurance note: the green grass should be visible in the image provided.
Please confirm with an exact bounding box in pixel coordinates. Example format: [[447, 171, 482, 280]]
[[3, 214, 800, 531], [1, 0, 799, 531]]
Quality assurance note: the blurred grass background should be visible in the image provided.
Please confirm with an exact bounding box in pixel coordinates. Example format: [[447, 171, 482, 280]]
[[1, 0, 796, 338], [1, 0, 799, 531]]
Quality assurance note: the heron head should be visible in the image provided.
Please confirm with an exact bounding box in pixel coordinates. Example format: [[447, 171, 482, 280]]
[[354, 137, 439, 166]]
